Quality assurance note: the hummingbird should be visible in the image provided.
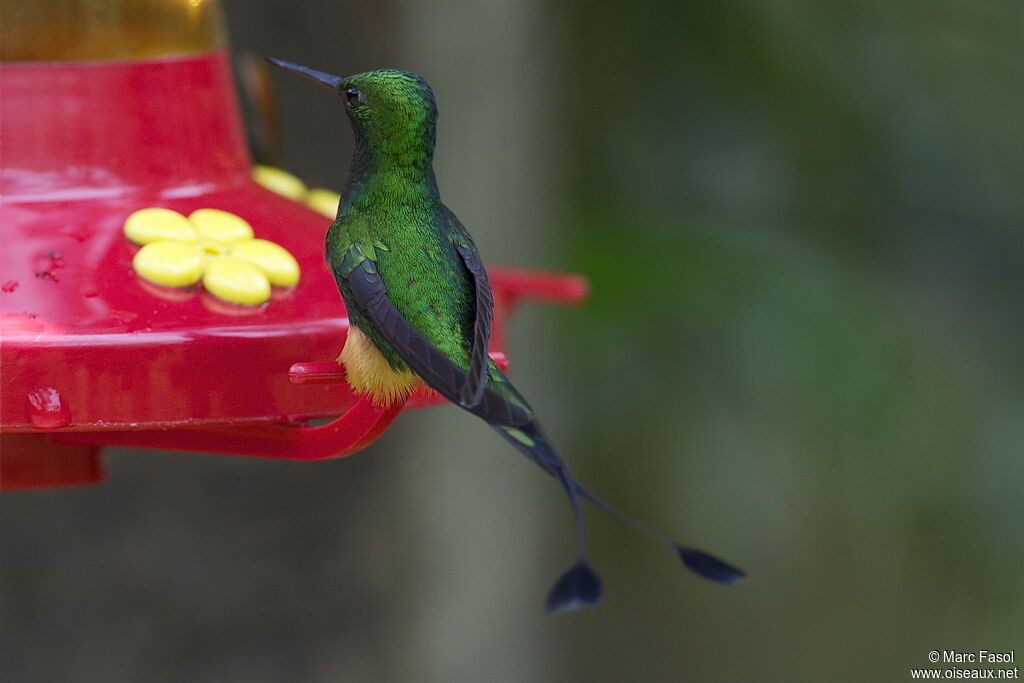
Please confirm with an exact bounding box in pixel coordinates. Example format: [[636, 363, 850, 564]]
[[267, 58, 744, 612]]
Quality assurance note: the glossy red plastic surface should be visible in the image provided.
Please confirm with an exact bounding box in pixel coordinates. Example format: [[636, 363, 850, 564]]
[[0, 51, 588, 490], [0, 435, 103, 490]]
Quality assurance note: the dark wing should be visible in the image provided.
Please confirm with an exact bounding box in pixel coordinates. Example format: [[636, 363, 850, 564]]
[[345, 258, 530, 427], [445, 208, 494, 410]]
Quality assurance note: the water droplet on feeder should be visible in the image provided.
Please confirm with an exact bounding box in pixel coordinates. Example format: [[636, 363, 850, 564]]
[[27, 387, 71, 429]]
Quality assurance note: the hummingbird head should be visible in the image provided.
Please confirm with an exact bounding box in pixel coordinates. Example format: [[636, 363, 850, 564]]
[[267, 58, 437, 171]]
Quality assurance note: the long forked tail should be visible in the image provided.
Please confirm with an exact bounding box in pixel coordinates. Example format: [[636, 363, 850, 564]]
[[494, 422, 603, 612], [493, 420, 745, 612]]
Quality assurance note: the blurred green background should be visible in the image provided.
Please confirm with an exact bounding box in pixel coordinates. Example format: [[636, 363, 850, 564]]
[[1, 1, 1021, 681]]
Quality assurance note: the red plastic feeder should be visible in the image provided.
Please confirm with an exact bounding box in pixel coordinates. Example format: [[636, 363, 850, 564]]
[[0, 24, 587, 490]]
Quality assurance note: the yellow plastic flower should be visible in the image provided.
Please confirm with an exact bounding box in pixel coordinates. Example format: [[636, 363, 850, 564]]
[[252, 164, 307, 201], [125, 207, 300, 306], [252, 165, 341, 218]]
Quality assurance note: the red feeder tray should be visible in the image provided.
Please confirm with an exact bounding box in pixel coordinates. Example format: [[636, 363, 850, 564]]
[[0, 50, 588, 491]]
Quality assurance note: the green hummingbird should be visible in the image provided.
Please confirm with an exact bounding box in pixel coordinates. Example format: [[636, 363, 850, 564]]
[[267, 58, 744, 612]]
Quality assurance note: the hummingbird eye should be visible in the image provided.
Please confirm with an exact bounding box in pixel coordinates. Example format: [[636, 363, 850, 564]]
[[344, 85, 363, 108]]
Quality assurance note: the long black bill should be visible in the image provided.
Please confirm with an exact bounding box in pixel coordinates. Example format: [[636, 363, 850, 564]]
[[265, 57, 343, 91]]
